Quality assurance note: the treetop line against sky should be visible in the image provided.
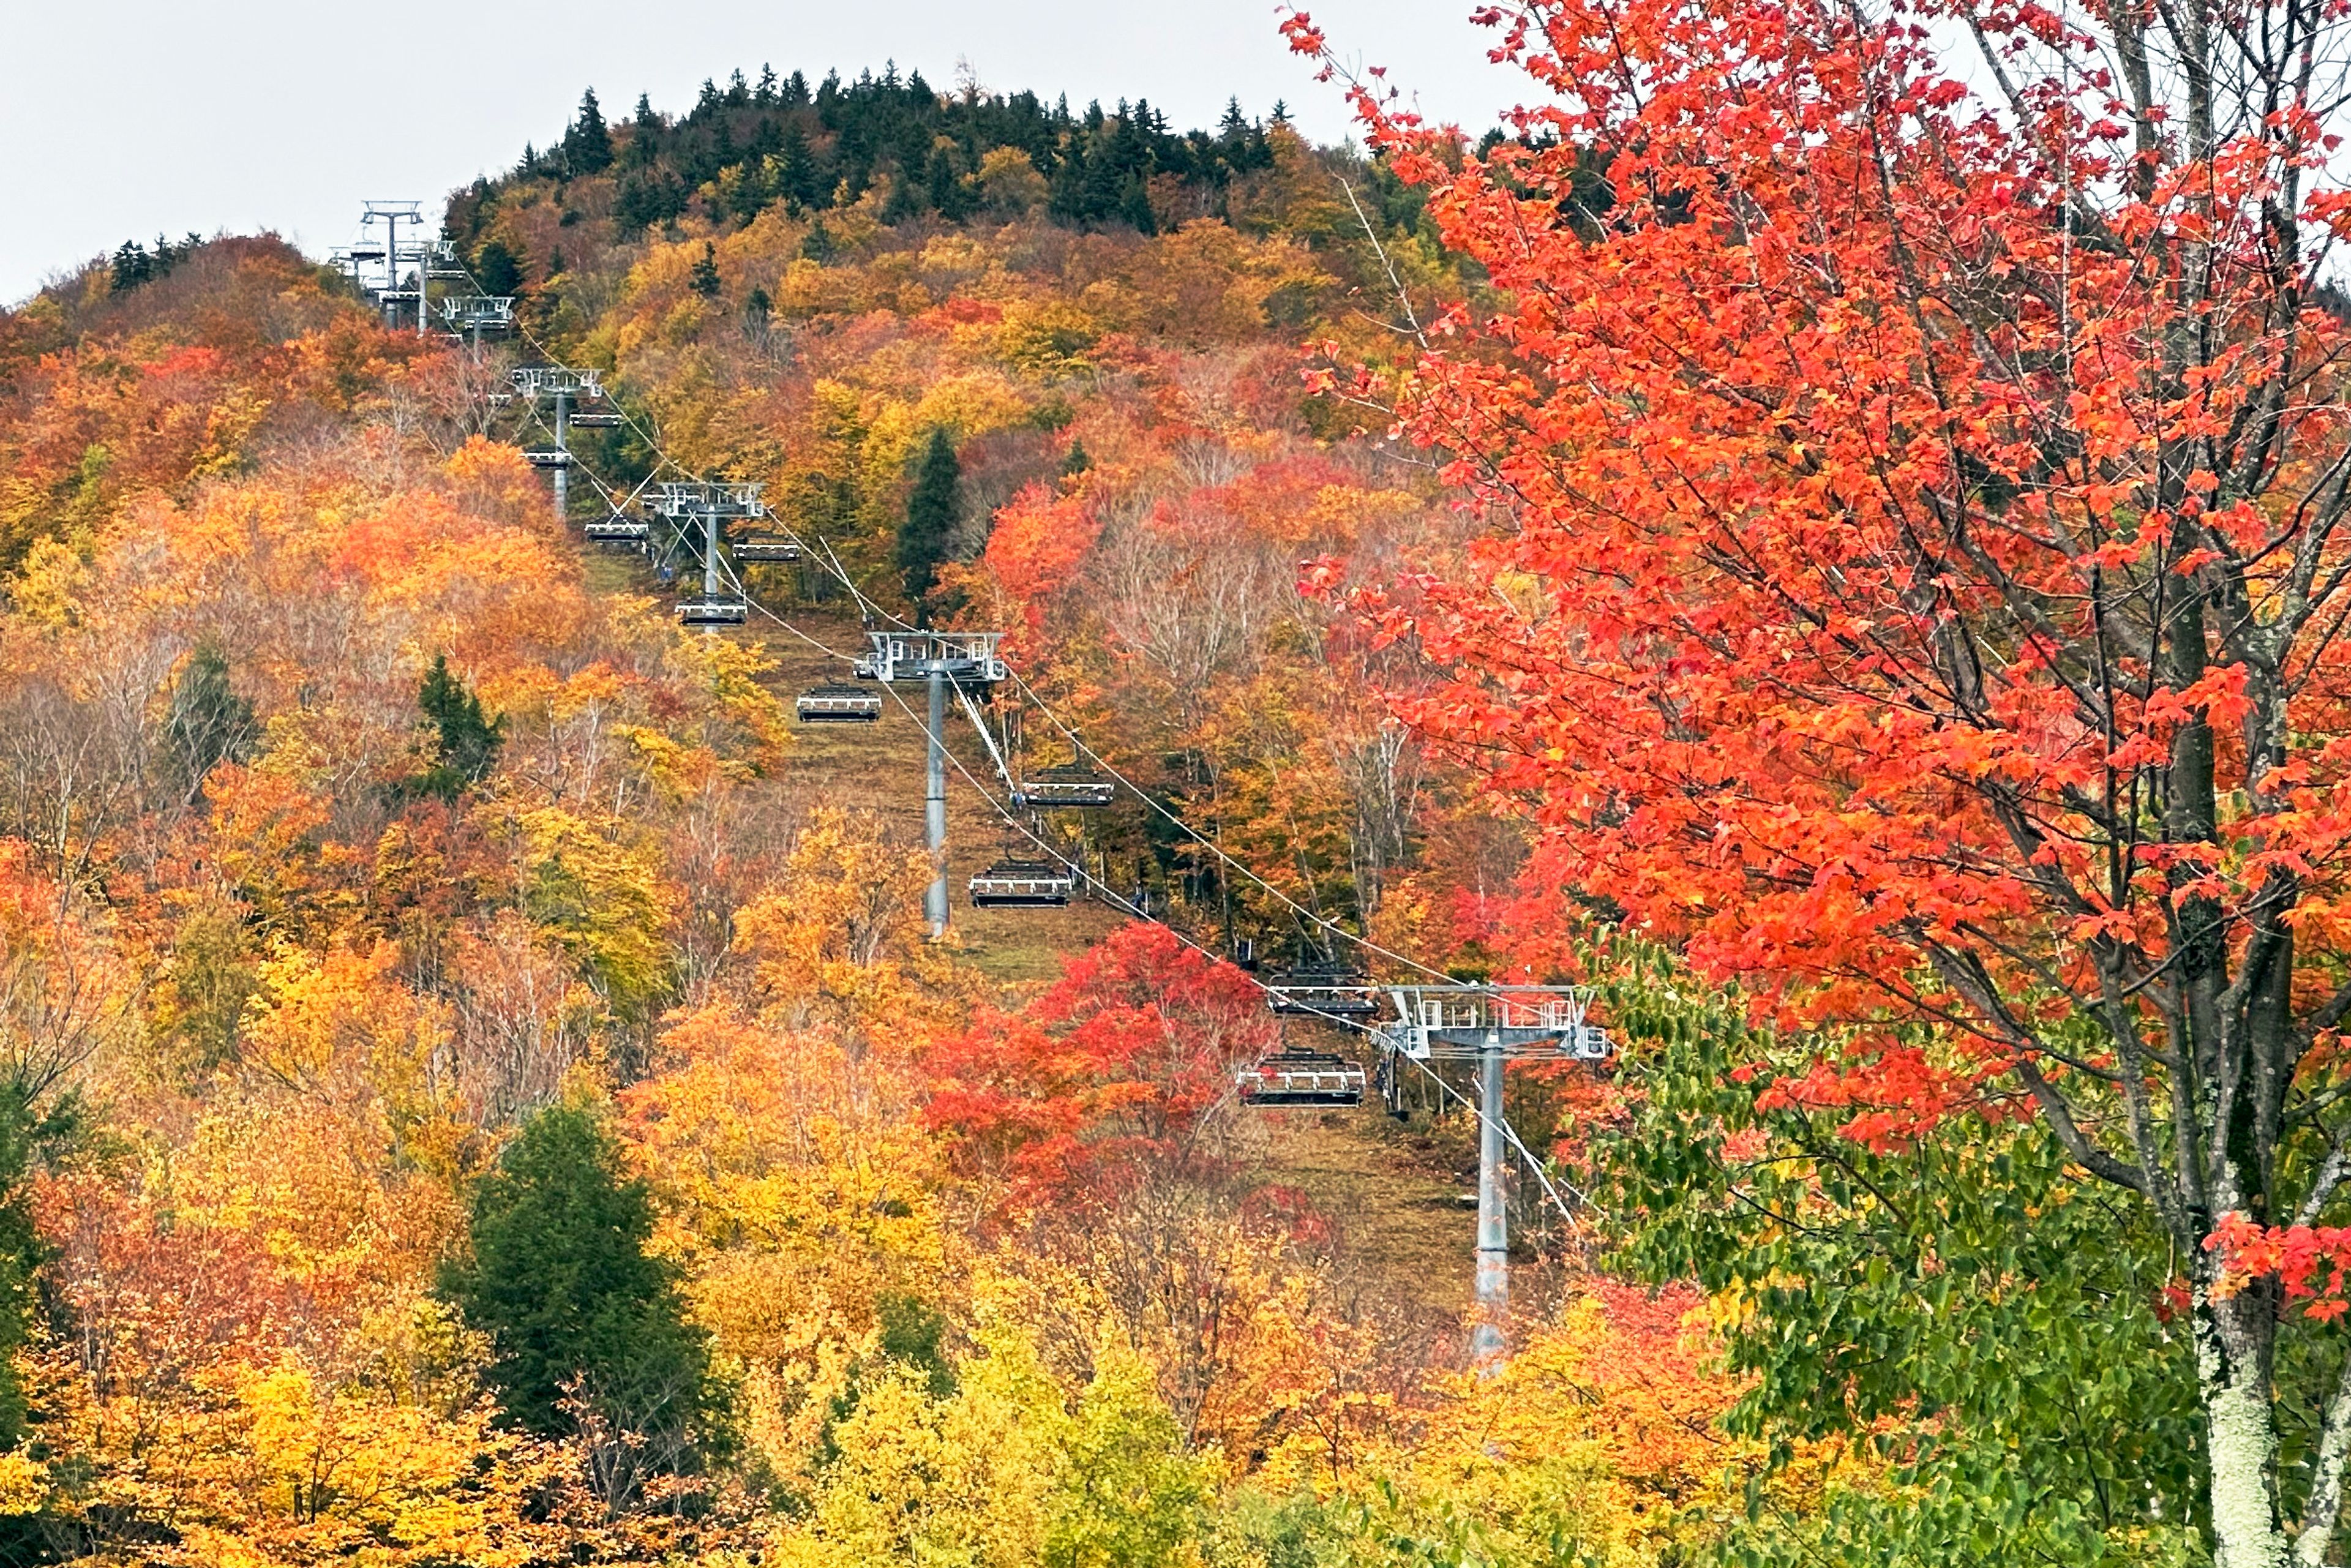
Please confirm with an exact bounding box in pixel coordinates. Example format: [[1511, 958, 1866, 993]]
[[0, 0, 1508, 301]]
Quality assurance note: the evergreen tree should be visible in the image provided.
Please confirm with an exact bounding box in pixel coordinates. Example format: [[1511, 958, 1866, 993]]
[[1121, 174, 1157, 234], [110, 241, 150, 293], [167, 643, 253, 793], [743, 287, 772, 329], [616, 173, 687, 235], [755, 64, 778, 105], [927, 146, 973, 220], [414, 652, 504, 798], [882, 153, 927, 223], [896, 427, 961, 612], [439, 1105, 719, 1460], [1060, 437, 1091, 478], [802, 219, 837, 263], [0, 1084, 75, 1452], [564, 88, 612, 174], [777, 122, 821, 209], [689, 241, 722, 298], [474, 239, 523, 296], [621, 92, 660, 168]]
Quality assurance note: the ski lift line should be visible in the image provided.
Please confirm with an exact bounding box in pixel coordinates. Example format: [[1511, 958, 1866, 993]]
[[552, 386, 1455, 994], [441, 250, 698, 499], [880, 629, 1594, 1224], [1004, 665, 1458, 986], [737, 592, 1382, 1034], [435, 232, 1538, 1041], [430, 239, 1600, 1234], [440, 245, 920, 644], [750, 591, 1587, 1228]]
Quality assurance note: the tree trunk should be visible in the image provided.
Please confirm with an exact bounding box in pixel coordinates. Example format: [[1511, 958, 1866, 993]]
[[2202, 1291, 2290, 1568]]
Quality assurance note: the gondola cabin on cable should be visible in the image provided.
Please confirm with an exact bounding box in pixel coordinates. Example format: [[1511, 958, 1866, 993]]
[[565, 410, 623, 429], [584, 515, 648, 545], [795, 683, 882, 724], [969, 858, 1074, 907], [1014, 762, 1116, 809], [732, 533, 803, 564], [675, 596, 748, 628], [1236, 1049, 1367, 1108], [1265, 967, 1380, 1018], [523, 449, 571, 469]]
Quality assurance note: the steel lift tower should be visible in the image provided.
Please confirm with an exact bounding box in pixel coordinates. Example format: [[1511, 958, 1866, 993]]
[[509, 367, 605, 522], [860, 631, 1010, 937], [439, 294, 516, 360], [358, 202, 427, 332], [653, 481, 758, 628], [1370, 985, 1610, 1362], [1262, 975, 1612, 1364]]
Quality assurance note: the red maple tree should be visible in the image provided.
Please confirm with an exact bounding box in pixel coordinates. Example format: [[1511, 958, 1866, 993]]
[[1288, 0, 2351, 1558]]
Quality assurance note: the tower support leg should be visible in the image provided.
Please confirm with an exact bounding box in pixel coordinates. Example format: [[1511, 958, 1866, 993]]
[[926, 668, 948, 938], [1472, 1038, 1509, 1365], [552, 393, 570, 523]]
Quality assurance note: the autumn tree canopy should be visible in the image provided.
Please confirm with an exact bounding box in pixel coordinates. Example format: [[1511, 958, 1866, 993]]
[[1287, 0, 2351, 1559]]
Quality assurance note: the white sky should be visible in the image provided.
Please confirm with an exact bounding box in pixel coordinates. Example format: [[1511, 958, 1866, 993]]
[[1, 0, 1522, 304]]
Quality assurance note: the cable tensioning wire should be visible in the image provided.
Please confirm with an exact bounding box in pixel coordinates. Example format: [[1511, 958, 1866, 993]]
[[1004, 664, 1460, 985]]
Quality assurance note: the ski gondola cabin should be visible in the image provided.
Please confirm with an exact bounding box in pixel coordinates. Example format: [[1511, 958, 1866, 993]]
[[795, 683, 882, 724], [675, 597, 748, 628], [1237, 1049, 1367, 1108], [969, 859, 1074, 907], [566, 410, 622, 429], [523, 449, 571, 469]]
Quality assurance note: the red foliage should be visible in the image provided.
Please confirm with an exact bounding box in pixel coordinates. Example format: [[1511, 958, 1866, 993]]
[[921, 921, 1275, 1212]]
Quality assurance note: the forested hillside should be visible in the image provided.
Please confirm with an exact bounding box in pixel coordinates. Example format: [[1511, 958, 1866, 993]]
[[6, 0, 2345, 1559]]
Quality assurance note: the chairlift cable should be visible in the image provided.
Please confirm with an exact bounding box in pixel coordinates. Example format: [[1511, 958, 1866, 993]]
[[733, 591, 1591, 1225]]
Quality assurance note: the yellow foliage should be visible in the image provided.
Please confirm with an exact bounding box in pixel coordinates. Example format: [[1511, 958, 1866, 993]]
[[730, 809, 962, 1043], [995, 298, 1103, 373]]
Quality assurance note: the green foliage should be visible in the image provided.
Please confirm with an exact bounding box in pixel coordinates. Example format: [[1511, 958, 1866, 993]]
[[1043, 1356, 1204, 1568], [512, 808, 673, 1021], [0, 1081, 71, 1453], [473, 239, 523, 298], [165, 642, 253, 793], [896, 427, 961, 613], [412, 652, 504, 799], [689, 242, 722, 299], [876, 1291, 955, 1399], [1059, 438, 1090, 476], [108, 233, 204, 294], [564, 88, 613, 175], [439, 1105, 721, 1454], [1597, 967, 2207, 1561]]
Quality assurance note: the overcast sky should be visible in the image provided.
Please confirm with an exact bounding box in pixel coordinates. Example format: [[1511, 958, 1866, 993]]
[[1, 1, 1523, 304]]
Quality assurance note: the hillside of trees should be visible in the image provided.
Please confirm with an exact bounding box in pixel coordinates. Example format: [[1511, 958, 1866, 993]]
[[5, 0, 2348, 1560]]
